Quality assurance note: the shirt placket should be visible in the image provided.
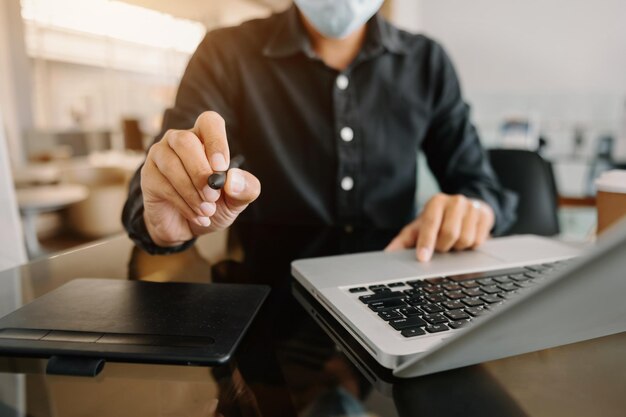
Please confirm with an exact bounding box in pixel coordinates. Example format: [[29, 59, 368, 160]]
[[333, 71, 360, 230]]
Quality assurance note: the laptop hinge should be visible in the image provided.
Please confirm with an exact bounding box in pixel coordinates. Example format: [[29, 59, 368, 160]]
[[46, 355, 105, 377]]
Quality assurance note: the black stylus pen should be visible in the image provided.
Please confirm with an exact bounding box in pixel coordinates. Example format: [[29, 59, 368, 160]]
[[207, 155, 245, 190]]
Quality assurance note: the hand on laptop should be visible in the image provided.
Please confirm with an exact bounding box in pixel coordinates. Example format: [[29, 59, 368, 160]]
[[141, 111, 261, 247], [385, 193, 495, 262]]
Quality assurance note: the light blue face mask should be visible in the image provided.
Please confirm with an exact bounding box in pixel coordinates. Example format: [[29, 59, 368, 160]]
[[294, 0, 384, 39]]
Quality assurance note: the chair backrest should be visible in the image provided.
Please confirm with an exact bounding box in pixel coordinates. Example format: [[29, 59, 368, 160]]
[[122, 118, 145, 151], [488, 149, 560, 236]]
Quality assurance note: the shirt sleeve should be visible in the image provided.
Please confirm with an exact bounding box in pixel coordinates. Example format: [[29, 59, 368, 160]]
[[122, 31, 240, 254], [420, 41, 518, 235]]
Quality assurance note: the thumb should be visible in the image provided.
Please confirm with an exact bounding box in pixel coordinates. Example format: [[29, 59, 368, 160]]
[[222, 168, 261, 211]]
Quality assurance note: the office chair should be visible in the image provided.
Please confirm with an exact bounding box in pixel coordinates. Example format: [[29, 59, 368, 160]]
[[488, 149, 560, 236], [122, 118, 145, 151]]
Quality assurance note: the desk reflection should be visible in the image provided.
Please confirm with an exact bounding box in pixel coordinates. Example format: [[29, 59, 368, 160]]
[[1, 224, 625, 416]]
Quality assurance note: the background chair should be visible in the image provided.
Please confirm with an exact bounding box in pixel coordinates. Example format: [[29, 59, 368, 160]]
[[488, 149, 560, 236], [122, 118, 145, 151]]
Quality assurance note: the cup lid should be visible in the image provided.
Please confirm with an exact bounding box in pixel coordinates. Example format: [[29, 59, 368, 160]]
[[595, 170, 626, 194]]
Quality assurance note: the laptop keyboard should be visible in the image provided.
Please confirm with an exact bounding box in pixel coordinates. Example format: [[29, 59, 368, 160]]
[[350, 261, 571, 338]]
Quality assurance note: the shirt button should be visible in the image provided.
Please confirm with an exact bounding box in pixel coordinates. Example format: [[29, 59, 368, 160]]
[[336, 74, 349, 90], [340, 127, 354, 142], [341, 176, 354, 191]]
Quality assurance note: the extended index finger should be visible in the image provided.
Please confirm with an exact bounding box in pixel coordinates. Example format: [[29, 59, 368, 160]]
[[415, 195, 446, 261], [191, 111, 230, 172]]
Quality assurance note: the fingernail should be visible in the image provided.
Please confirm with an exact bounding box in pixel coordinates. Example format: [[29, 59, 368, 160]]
[[229, 170, 245, 194], [418, 247, 432, 262], [210, 153, 228, 171], [203, 185, 220, 202], [197, 216, 211, 227], [200, 202, 216, 217]]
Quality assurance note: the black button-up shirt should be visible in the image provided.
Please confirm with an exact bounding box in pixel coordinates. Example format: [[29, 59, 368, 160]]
[[123, 6, 517, 254]]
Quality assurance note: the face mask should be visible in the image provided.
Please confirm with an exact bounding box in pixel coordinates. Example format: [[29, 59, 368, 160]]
[[294, 0, 384, 39]]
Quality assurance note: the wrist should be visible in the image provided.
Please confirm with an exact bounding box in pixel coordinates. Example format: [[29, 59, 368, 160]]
[[142, 211, 187, 248]]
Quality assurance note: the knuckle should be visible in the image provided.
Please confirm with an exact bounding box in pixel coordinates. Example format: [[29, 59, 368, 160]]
[[168, 131, 196, 150], [439, 226, 460, 243], [452, 194, 467, 206], [163, 129, 178, 139], [432, 193, 447, 203], [158, 157, 176, 174]]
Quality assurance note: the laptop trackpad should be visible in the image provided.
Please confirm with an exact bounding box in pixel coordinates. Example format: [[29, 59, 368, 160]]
[[479, 235, 581, 264]]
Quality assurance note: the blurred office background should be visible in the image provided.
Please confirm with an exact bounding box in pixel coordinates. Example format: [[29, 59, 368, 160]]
[[0, 0, 625, 262]]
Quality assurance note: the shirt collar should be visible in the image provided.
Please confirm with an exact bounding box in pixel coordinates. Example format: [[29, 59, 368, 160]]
[[263, 5, 410, 59]]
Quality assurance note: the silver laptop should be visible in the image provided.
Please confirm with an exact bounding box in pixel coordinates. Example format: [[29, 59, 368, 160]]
[[291, 220, 626, 378]]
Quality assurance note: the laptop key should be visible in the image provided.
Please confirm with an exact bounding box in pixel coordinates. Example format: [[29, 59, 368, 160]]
[[424, 313, 448, 324], [406, 280, 429, 288], [425, 277, 448, 285], [480, 285, 502, 294], [372, 287, 391, 293], [443, 283, 462, 291], [400, 307, 421, 317], [498, 291, 518, 299], [401, 327, 426, 338], [460, 280, 480, 289], [510, 274, 530, 282], [485, 301, 505, 310], [368, 299, 406, 312], [421, 303, 444, 314], [389, 317, 428, 330], [388, 282, 405, 288], [493, 275, 512, 284], [480, 294, 503, 304], [359, 291, 404, 304], [444, 309, 471, 321], [378, 310, 403, 321], [404, 289, 426, 297], [426, 324, 450, 333], [465, 306, 486, 317], [444, 290, 465, 300], [461, 297, 485, 307], [369, 284, 387, 290], [405, 296, 428, 306], [442, 300, 464, 310], [498, 283, 518, 292], [449, 320, 470, 329], [349, 287, 368, 293], [476, 277, 496, 285], [426, 294, 447, 303], [424, 286, 443, 294], [463, 288, 484, 297]]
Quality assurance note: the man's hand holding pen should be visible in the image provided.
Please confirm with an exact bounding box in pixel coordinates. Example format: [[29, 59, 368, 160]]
[[141, 111, 261, 247]]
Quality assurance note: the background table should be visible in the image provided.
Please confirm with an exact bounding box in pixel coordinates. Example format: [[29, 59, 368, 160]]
[[16, 184, 88, 258]]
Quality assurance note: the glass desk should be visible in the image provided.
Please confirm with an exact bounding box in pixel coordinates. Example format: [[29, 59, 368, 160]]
[[0, 224, 624, 417]]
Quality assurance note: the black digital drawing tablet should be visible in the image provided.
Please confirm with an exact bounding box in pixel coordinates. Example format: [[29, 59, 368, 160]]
[[0, 279, 269, 371]]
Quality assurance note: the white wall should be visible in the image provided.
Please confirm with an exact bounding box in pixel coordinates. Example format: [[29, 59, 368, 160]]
[[391, 0, 626, 154]]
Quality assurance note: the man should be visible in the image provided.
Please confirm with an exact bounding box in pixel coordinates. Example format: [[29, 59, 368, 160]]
[[122, 0, 517, 262]]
